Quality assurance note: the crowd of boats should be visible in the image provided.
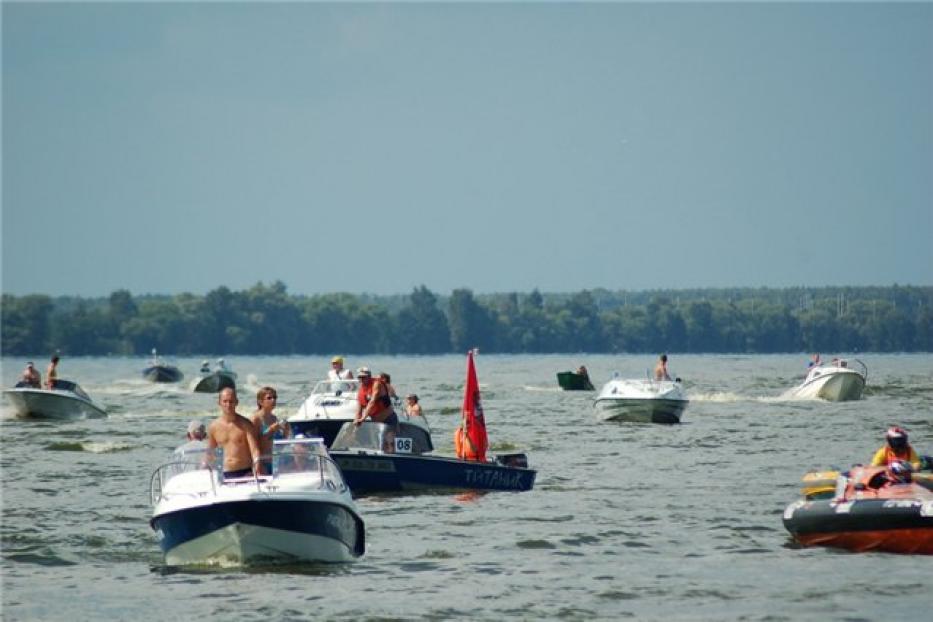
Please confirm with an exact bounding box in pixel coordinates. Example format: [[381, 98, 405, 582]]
[[3, 350, 930, 563], [560, 353, 868, 425]]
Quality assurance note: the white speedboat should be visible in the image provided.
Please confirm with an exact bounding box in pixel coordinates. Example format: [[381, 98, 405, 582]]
[[783, 358, 867, 401], [149, 438, 365, 566], [594, 376, 689, 424], [3, 380, 107, 419], [288, 379, 432, 447]]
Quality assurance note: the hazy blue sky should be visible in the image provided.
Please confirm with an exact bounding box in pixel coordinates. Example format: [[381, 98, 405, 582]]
[[3, 2, 931, 298]]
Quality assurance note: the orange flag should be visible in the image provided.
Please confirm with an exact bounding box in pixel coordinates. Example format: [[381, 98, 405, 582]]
[[455, 349, 488, 462]]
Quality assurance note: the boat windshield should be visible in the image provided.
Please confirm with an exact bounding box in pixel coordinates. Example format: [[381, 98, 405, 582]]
[[331, 421, 433, 455], [311, 380, 360, 397], [51, 379, 90, 400], [271, 437, 344, 485]]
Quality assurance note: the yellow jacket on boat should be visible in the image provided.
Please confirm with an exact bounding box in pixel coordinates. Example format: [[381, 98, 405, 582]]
[[870, 445, 921, 469]]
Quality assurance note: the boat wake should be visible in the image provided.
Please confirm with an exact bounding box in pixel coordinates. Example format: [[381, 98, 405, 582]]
[[46, 440, 134, 453]]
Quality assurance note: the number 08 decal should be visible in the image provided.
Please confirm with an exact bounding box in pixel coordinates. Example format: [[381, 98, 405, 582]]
[[394, 437, 413, 454]]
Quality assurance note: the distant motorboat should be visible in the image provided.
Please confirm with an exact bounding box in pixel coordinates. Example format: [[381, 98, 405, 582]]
[[783, 358, 867, 401], [3, 380, 107, 420], [191, 371, 237, 393], [144, 365, 184, 383], [594, 376, 689, 424], [142, 349, 183, 383], [149, 438, 365, 566], [557, 370, 595, 391]]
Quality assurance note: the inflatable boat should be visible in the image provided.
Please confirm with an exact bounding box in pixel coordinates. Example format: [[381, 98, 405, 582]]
[[783, 465, 933, 555]]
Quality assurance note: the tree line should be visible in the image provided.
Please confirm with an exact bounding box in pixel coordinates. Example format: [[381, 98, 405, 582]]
[[2, 282, 931, 356]]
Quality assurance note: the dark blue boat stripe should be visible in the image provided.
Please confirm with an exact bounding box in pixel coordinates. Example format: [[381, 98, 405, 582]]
[[151, 499, 364, 557]]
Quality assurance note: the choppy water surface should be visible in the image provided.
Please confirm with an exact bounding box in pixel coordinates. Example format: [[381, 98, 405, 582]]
[[2, 354, 931, 620]]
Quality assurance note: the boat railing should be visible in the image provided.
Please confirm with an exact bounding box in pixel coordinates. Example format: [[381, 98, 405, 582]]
[[150, 440, 350, 501], [844, 358, 868, 380], [149, 455, 220, 505]]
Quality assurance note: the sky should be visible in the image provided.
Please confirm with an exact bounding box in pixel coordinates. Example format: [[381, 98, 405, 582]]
[[3, 2, 932, 298]]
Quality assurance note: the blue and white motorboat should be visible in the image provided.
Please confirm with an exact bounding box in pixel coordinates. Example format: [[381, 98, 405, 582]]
[[149, 438, 364, 566], [328, 421, 537, 496], [3, 380, 107, 420]]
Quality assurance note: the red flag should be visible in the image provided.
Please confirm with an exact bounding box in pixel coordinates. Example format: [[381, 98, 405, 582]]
[[455, 349, 488, 462]]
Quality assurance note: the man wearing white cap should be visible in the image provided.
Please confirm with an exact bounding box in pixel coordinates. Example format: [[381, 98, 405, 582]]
[[173, 419, 207, 458], [328, 356, 354, 381]]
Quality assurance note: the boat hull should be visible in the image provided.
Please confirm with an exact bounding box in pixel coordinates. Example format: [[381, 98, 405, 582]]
[[557, 372, 594, 391], [787, 370, 865, 401], [331, 451, 537, 495], [783, 498, 933, 554], [3, 388, 106, 420], [151, 499, 364, 565], [594, 378, 688, 424], [143, 365, 184, 383], [594, 398, 687, 424], [785, 360, 867, 401], [191, 372, 237, 393]]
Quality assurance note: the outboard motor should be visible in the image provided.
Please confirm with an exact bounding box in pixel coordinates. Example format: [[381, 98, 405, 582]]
[[496, 453, 529, 468]]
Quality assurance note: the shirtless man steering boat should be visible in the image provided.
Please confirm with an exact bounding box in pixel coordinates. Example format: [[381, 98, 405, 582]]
[[206, 387, 261, 478]]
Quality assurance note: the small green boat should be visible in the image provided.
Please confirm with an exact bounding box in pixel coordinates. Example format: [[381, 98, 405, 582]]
[[557, 370, 595, 391]]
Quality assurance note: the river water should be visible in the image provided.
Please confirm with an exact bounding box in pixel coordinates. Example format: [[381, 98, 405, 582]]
[[1, 353, 930, 620]]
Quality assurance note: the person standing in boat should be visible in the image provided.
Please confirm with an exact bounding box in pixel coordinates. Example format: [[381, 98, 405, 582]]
[[653, 354, 672, 381], [405, 394, 423, 419], [576, 366, 595, 390], [20, 362, 41, 388], [328, 356, 354, 380], [206, 387, 261, 479], [45, 355, 60, 390], [354, 367, 399, 450], [807, 353, 821, 370], [174, 420, 207, 458], [251, 386, 291, 475], [870, 427, 921, 470]]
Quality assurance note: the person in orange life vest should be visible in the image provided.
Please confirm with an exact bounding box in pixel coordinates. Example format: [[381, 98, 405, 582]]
[[455, 388, 488, 461], [354, 367, 398, 452], [870, 426, 921, 470], [353, 368, 399, 426]]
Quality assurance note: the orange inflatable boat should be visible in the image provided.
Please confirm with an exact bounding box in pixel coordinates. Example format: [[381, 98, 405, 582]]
[[783, 464, 933, 555]]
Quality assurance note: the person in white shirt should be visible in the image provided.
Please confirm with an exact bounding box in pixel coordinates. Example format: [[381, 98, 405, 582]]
[[328, 356, 354, 381], [173, 420, 207, 458]]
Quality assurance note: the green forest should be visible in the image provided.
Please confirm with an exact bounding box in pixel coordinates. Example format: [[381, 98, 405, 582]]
[[2, 283, 932, 356]]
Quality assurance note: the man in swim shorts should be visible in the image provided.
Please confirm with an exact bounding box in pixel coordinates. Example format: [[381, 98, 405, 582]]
[[206, 387, 261, 479]]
